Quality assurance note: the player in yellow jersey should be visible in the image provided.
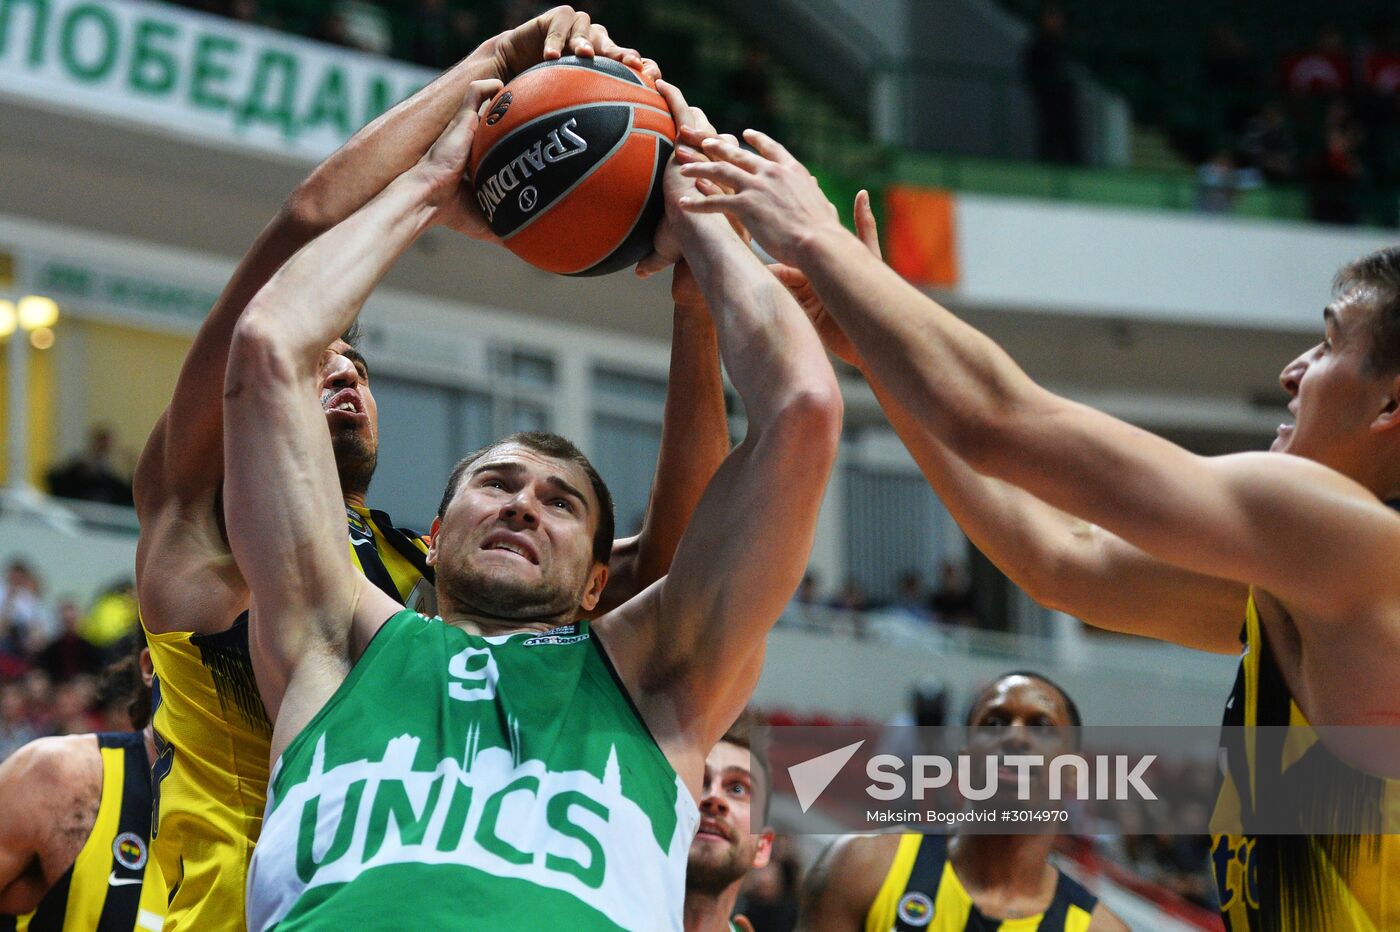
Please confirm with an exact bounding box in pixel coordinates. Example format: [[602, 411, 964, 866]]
[[797, 673, 1126, 932], [133, 10, 731, 931], [0, 644, 166, 932], [683, 129, 1400, 930]]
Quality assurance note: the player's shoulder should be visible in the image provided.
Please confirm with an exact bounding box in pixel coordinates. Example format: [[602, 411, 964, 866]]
[[0, 733, 100, 793], [1087, 901, 1132, 931], [1218, 450, 1384, 503], [805, 833, 903, 901]]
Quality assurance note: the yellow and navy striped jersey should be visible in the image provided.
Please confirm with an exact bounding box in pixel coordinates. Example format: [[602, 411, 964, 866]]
[[0, 732, 166, 932], [866, 834, 1096, 932], [146, 505, 431, 931], [1210, 592, 1400, 931]]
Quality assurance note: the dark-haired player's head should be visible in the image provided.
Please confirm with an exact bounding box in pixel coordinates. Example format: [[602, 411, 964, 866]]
[[321, 322, 378, 499], [963, 671, 1081, 803], [429, 432, 615, 621], [99, 636, 154, 731], [686, 709, 775, 898], [1276, 247, 1400, 484]]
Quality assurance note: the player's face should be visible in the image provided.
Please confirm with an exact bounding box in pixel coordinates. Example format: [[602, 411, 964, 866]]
[[1275, 292, 1394, 473], [966, 676, 1075, 799], [686, 741, 773, 894], [319, 339, 379, 492], [431, 443, 606, 620]]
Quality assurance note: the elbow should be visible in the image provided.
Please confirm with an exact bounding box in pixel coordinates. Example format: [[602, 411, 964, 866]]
[[770, 383, 844, 464], [229, 305, 301, 386], [943, 402, 1018, 479], [279, 187, 333, 240]]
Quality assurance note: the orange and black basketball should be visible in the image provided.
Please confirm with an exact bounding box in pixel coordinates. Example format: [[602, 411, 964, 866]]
[[468, 56, 676, 276]]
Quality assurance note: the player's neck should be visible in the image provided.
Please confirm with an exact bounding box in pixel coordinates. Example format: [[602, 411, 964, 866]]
[[341, 490, 367, 510], [949, 832, 1057, 899], [682, 879, 742, 932], [142, 725, 157, 768], [435, 592, 577, 638]]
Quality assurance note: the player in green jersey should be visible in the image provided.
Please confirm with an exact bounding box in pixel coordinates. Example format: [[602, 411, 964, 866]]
[[224, 80, 842, 931]]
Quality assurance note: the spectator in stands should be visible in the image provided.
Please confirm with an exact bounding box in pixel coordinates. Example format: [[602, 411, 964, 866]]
[[0, 559, 52, 657], [1281, 22, 1353, 96], [1205, 21, 1260, 134], [795, 572, 822, 605], [0, 683, 39, 761], [1239, 102, 1299, 182], [1362, 16, 1400, 96], [79, 579, 140, 664], [1307, 101, 1366, 224], [725, 41, 780, 142], [891, 569, 930, 620], [1195, 148, 1262, 213], [34, 599, 104, 684], [45, 425, 134, 506], [929, 559, 977, 626], [1022, 3, 1081, 165], [404, 0, 482, 69]]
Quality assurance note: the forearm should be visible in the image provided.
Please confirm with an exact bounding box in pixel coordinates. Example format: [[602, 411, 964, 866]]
[[291, 55, 493, 231], [243, 172, 436, 363], [632, 302, 729, 582], [802, 227, 1043, 457], [680, 218, 835, 427]]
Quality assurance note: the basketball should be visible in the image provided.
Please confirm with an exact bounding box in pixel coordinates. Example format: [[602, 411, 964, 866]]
[[468, 56, 677, 277]]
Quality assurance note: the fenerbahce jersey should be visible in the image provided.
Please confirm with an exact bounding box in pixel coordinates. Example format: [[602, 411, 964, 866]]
[[246, 610, 699, 931], [865, 835, 1096, 932], [1, 732, 166, 932], [144, 505, 433, 931], [1210, 592, 1400, 930]]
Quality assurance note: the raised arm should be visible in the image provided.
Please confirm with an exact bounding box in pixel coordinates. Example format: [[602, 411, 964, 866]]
[[795, 835, 894, 932], [684, 133, 1400, 637], [135, 7, 635, 633], [598, 88, 842, 762], [223, 87, 497, 749], [773, 194, 1245, 654], [592, 264, 730, 614]]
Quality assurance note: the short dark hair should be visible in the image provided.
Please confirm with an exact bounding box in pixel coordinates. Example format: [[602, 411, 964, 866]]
[[100, 632, 151, 730], [437, 431, 615, 565], [1335, 247, 1400, 374], [719, 708, 772, 825], [964, 670, 1082, 729], [340, 320, 363, 348]]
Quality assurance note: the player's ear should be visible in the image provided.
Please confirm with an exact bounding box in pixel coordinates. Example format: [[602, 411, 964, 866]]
[[139, 648, 154, 688], [752, 829, 776, 870], [579, 564, 609, 612], [1372, 373, 1400, 434], [426, 517, 443, 566]]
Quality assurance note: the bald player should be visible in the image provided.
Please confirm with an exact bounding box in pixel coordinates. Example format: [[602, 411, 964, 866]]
[[685, 712, 774, 932], [134, 9, 731, 930], [0, 644, 165, 931], [684, 127, 1400, 930], [799, 673, 1126, 932]]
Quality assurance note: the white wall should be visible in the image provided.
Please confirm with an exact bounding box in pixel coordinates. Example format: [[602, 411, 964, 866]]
[[955, 195, 1400, 331]]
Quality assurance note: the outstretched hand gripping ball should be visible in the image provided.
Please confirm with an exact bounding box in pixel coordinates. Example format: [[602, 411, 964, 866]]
[[468, 56, 677, 276]]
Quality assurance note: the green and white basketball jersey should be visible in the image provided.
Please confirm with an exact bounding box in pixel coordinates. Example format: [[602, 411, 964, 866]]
[[246, 610, 698, 931]]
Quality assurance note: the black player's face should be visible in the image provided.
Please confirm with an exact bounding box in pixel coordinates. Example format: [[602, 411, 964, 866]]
[[319, 340, 379, 494], [965, 676, 1075, 799], [686, 741, 772, 896], [430, 444, 606, 620]]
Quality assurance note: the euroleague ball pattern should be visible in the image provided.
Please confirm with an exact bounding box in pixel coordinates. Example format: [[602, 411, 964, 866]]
[[468, 56, 677, 277]]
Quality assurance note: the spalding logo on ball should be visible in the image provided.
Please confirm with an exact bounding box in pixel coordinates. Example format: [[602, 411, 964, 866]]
[[468, 56, 677, 276]]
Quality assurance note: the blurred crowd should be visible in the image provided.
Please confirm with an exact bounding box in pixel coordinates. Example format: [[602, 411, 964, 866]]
[[1189, 18, 1400, 225], [0, 558, 141, 759]]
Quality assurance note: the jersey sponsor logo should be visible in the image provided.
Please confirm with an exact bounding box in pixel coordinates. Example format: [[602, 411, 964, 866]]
[[113, 832, 148, 870], [254, 734, 694, 930], [475, 118, 589, 223], [447, 646, 499, 702], [897, 891, 934, 926], [1211, 834, 1260, 912], [523, 624, 589, 647]]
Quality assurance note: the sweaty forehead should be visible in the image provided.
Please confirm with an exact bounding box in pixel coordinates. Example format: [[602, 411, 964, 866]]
[[974, 677, 1069, 724], [471, 444, 597, 504], [707, 740, 753, 777]]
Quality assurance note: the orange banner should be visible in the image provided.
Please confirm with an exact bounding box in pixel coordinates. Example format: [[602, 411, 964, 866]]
[[884, 186, 960, 287]]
